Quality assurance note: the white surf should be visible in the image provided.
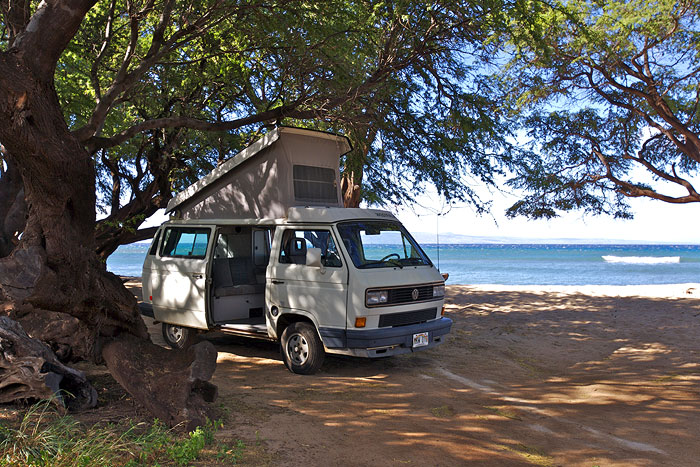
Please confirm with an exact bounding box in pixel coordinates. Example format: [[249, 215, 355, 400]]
[[602, 255, 680, 264]]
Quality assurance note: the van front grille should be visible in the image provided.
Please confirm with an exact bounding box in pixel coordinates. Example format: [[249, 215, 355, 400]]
[[388, 286, 434, 304], [366, 283, 443, 308], [378, 308, 437, 327]]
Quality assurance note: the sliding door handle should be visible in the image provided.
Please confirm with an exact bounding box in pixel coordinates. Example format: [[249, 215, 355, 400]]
[[271, 280, 285, 284]]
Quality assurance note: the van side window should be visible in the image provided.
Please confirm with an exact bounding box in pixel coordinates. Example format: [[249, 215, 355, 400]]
[[160, 228, 210, 258], [148, 230, 162, 256], [279, 229, 342, 267]]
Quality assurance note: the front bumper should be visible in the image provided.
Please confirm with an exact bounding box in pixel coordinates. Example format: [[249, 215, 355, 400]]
[[319, 317, 452, 358]]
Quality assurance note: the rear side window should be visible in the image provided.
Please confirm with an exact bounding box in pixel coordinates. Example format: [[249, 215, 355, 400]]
[[148, 230, 162, 256], [160, 227, 210, 258]]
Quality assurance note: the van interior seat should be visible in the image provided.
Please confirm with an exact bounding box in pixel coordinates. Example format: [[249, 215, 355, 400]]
[[213, 257, 264, 297], [286, 237, 307, 264]]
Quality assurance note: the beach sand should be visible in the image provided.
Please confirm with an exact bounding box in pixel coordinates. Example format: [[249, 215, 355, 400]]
[[28, 280, 700, 465]]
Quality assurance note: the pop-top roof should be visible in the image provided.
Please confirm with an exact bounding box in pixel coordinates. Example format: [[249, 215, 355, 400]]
[[165, 127, 352, 214]]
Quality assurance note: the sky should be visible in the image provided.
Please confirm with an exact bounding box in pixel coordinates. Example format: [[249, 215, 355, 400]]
[[394, 189, 699, 244], [393, 160, 700, 244]]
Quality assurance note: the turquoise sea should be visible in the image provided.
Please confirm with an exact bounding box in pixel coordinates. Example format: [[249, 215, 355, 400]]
[[107, 243, 700, 286]]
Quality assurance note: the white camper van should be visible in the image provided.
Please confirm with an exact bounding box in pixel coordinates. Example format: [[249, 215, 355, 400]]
[[141, 127, 451, 374]]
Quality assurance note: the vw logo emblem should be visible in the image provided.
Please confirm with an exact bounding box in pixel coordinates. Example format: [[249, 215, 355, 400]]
[[411, 288, 419, 300]]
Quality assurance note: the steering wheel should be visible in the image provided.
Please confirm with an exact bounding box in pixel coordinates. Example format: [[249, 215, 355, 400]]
[[380, 253, 401, 262]]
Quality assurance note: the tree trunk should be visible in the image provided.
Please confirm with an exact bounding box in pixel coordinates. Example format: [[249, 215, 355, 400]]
[[341, 171, 362, 208], [0, 47, 216, 426], [0, 151, 26, 258], [341, 125, 376, 208]]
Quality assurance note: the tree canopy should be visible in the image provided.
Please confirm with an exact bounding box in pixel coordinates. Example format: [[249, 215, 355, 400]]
[[3, 1, 699, 256], [501, 0, 700, 219], [0, 0, 513, 258]]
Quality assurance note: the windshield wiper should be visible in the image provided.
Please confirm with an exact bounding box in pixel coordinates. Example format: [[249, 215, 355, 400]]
[[361, 258, 403, 269], [385, 258, 403, 269]]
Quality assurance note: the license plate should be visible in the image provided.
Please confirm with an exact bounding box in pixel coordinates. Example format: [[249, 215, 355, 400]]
[[412, 332, 429, 348]]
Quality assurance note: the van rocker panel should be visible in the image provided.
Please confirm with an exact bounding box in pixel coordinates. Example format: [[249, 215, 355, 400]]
[[319, 317, 452, 351]]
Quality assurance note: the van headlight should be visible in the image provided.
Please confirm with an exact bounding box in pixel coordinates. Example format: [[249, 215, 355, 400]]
[[366, 290, 388, 306], [433, 284, 445, 298]]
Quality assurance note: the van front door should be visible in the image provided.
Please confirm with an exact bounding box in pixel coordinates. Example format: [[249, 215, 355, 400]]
[[268, 227, 348, 332], [151, 226, 213, 329]]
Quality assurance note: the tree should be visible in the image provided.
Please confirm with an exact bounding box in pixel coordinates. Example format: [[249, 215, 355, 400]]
[[0, 0, 508, 423], [308, 2, 514, 211], [0, 148, 25, 257], [43, 0, 509, 256], [501, 0, 700, 219], [0, 0, 225, 426]]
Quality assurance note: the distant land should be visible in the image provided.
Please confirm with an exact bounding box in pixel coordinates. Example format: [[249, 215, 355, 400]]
[[409, 231, 699, 245]]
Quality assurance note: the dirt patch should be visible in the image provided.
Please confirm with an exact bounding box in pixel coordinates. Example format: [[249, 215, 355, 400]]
[[209, 285, 700, 466], [4, 282, 700, 466]]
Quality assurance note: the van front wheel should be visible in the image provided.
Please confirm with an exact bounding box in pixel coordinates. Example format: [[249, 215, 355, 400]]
[[281, 322, 324, 375], [162, 323, 197, 349]]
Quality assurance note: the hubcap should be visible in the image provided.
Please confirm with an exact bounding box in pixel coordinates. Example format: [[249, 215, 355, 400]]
[[287, 333, 309, 365], [167, 325, 184, 343]]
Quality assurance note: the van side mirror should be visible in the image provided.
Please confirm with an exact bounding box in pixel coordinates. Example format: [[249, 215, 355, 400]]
[[306, 248, 322, 268]]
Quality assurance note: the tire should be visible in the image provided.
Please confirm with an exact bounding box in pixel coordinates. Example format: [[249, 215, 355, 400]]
[[162, 323, 197, 349], [280, 322, 325, 375]]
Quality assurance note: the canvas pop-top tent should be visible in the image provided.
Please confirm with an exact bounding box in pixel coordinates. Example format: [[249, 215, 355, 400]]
[[165, 127, 352, 220]]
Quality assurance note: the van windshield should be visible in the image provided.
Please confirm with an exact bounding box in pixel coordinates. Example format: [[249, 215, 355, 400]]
[[336, 221, 431, 269]]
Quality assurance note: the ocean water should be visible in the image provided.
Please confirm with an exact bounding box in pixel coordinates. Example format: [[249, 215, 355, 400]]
[[107, 243, 700, 286], [422, 244, 700, 286]]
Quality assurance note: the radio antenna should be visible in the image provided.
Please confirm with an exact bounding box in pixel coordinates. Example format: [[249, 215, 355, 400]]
[[436, 212, 440, 270], [409, 196, 453, 273]]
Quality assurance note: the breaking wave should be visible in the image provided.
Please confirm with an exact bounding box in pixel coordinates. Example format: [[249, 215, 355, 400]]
[[602, 255, 681, 264]]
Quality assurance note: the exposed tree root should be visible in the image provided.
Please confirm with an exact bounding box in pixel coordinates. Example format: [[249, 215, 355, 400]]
[[102, 333, 218, 430], [0, 316, 97, 410]]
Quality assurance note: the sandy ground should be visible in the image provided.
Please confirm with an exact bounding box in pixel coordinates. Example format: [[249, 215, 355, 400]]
[[122, 280, 700, 466], [11, 280, 700, 466]]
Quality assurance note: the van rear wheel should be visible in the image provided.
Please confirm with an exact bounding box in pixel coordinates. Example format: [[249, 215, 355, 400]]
[[162, 323, 197, 349], [281, 322, 324, 375]]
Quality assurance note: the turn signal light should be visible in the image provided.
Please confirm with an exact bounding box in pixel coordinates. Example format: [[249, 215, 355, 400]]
[[441, 306, 446, 316], [355, 317, 366, 328]]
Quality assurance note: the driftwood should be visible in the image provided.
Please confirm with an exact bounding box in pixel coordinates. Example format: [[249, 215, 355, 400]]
[[0, 316, 97, 410], [14, 306, 95, 362], [102, 334, 218, 430]]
